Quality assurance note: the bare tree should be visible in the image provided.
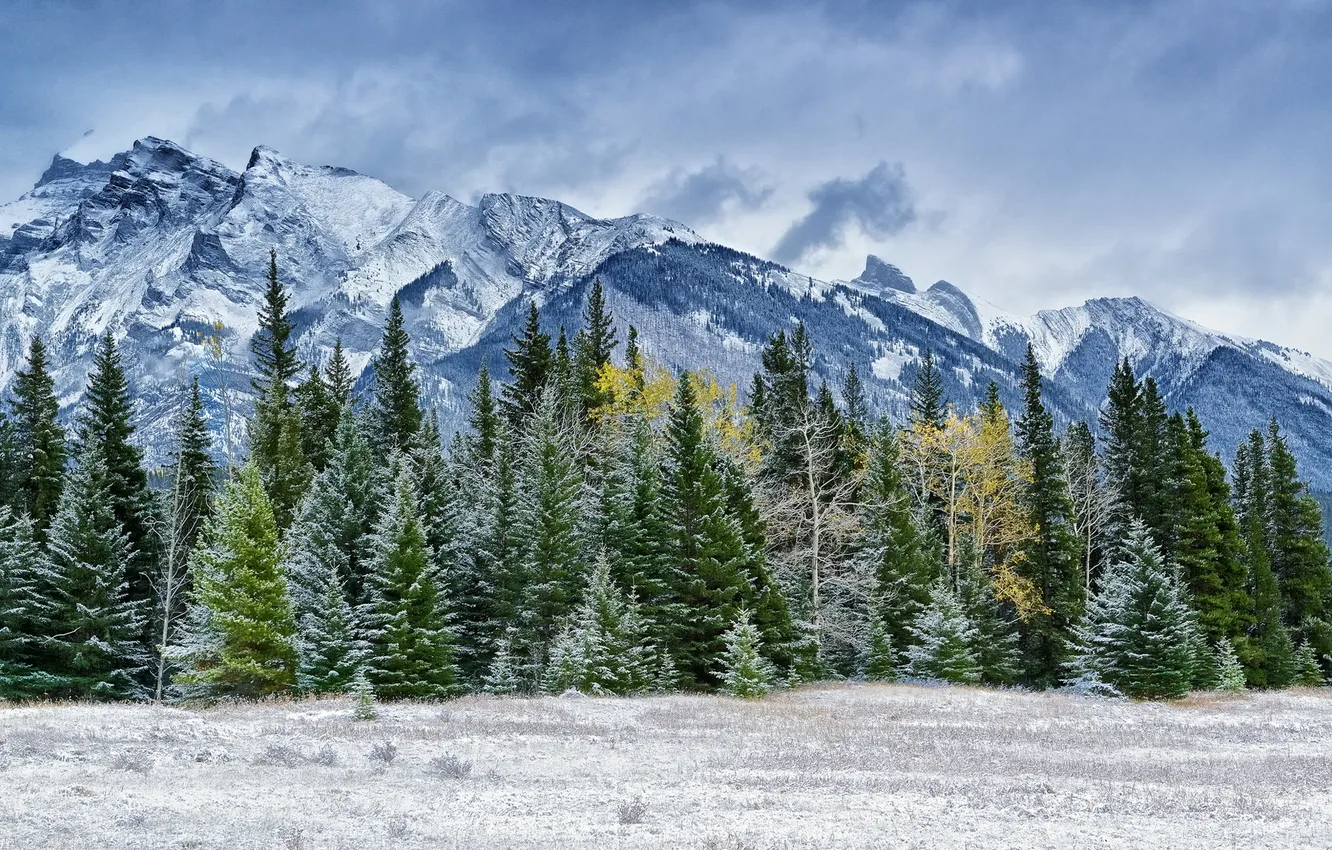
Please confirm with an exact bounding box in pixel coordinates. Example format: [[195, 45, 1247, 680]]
[[1064, 437, 1115, 591], [149, 449, 203, 702]]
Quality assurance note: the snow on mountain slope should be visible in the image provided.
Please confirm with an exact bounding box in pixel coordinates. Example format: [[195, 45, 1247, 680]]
[[1, 138, 1330, 485]]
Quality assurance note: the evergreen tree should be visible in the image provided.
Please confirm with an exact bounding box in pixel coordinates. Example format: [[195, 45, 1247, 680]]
[[360, 465, 456, 700], [467, 361, 502, 468], [350, 669, 377, 720], [1214, 638, 1247, 692], [1071, 522, 1195, 700], [368, 298, 424, 454], [296, 364, 338, 472], [174, 463, 296, 699], [719, 610, 776, 698], [909, 349, 946, 430], [856, 419, 939, 657], [502, 301, 553, 428], [1246, 550, 1296, 689], [841, 360, 869, 462], [249, 250, 309, 529], [1099, 357, 1142, 534], [863, 613, 896, 682], [660, 372, 751, 689], [572, 278, 618, 414], [1264, 420, 1332, 657], [8, 336, 66, 535], [29, 442, 146, 700], [903, 578, 982, 685], [293, 555, 367, 694], [958, 560, 1021, 686], [76, 332, 158, 625], [1293, 641, 1324, 686], [0, 509, 50, 699], [544, 554, 652, 695], [1014, 343, 1083, 687], [512, 390, 586, 672], [482, 630, 523, 695], [324, 338, 356, 410]]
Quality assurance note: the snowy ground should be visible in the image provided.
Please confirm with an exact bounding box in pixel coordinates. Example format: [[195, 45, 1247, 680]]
[[1, 684, 1329, 849]]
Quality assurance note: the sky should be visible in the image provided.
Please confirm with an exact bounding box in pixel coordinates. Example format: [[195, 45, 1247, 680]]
[[4, 0, 1332, 356]]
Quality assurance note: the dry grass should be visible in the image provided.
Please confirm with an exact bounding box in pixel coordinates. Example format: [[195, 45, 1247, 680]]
[[0, 684, 1329, 848]]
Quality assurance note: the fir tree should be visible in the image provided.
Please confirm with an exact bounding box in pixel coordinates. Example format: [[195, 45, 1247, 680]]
[[76, 332, 158, 628], [30, 442, 146, 700], [958, 559, 1021, 686], [360, 465, 456, 700], [482, 631, 523, 695], [1247, 551, 1296, 689], [502, 301, 553, 428], [368, 298, 424, 454], [1099, 357, 1142, 534], [1292, 641, 1324, 686], [467, 361, 502, 468], [351, 669, 378, 720], [296, 364, 338, 472], [1014, 343, 1083, 687], [8, 336, 66, 535], [251, 249, 303, 394], [903, 578, 982, 685], [544, 554, 652, 695], [324, 338, 356, 410], [293, 555, 367, 694], [1071, 522, 1195, 700], [1264, 420, 1332, 655], [841, 360, 869, 461], [863, 612, 896, 682], [174, 463, 297, 699], [719, 610, 776, 698]]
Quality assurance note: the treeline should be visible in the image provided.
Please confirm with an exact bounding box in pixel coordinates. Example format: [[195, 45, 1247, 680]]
[[0, 253, 1329, 703]]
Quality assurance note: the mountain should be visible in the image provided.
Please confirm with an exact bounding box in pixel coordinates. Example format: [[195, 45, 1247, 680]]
[[2, 138, 1331, 486]]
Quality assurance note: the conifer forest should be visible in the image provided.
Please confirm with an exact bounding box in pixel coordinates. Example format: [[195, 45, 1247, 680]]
[[1, 254, 1330, 709]]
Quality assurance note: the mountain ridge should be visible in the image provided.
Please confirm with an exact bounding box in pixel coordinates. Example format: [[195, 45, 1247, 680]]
[[2, 138, 1330, 484]]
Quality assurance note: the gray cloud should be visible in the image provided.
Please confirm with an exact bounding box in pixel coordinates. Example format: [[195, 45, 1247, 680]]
[[772, 163, 917, 265], [640, 158, 774, 227]]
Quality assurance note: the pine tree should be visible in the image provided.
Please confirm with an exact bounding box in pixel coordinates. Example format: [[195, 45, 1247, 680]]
[[719, 610, 776, 698], [360, 465, 456, 700], [8, 336, 66, 535], [368, 298, 424, 454], [502, 301, 553, 428], [544, 554, 652, 695], [903, 578, 982, 685], [1071, 522, 1195, 700], [1214, 638, 1247, 692], [29, 441, 146, 700], [573, 278, 618, 415], [909, 349, 946, 430], [174, 463, 296, 699], [1014, 343, 1083, 687], [76, 332, 159, 630]]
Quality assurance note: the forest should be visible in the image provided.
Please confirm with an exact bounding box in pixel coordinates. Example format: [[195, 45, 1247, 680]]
[[1, 250, 1329, 706]]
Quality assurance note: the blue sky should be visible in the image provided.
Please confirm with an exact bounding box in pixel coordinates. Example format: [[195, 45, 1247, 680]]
[[4, 0, 1332, 355]]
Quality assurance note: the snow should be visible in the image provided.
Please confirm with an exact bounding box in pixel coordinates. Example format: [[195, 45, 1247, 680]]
[[1, 684, 1328, 848]]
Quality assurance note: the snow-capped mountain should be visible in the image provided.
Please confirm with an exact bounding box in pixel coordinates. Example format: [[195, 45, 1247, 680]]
[[2, 138, 1330, 485]]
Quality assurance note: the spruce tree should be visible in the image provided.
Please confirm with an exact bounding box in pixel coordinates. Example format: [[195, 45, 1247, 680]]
[[29, 441, 146, 700], [1214, 638, 1247, 692], [0, 509, 49, 699], [512, 390, 586, 672], [572, 278, 618, 415], [660, 372, 752, 689], [502, 301, 553, 428], [1247, 551, 1296, 689], [1293, 641, 1324, 686], [76, 332, 158, 626], [482, 630, 523, 695], [855, 419, 939, 658], [1264, 420, 1332, 658], [1014, 343, 1083, 687], [544, 554, 652, 695], [249, 249, 309, 530], [1071, 521, 1195, 700], [360, 465, 456, 700], [296, 364, 338, 472], [863, 613, 896, 681], [294, 555, 367, 694], [8, 336, 66, 535], [719, 610, 776, 698], [1100, 357, 1142, 534], [467, 361, 502, 468], [368, 298, 424, 454], [958, 560, 1021, 686], [841, 360, 869, 462], [325, 338, 356, 410], [903, 578, 982, 685], [166, 377, 216, 556], [909, 349, 946, 430], [174, 463, 296, 699]]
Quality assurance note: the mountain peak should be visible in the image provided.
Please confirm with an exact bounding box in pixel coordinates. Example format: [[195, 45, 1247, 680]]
[[855, 254, 916, 294], [34, 153, 116, 189]]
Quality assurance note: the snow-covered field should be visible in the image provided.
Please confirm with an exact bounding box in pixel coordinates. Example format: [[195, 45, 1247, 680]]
[[1, 684, 1329, 849]]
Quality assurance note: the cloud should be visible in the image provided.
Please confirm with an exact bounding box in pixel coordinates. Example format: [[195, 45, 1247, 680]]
[[771, 162, 917, 266], [640, 158, 774, 227]]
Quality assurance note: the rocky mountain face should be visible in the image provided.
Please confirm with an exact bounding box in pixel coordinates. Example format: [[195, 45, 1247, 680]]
[[2, 138, 1330, 485]]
